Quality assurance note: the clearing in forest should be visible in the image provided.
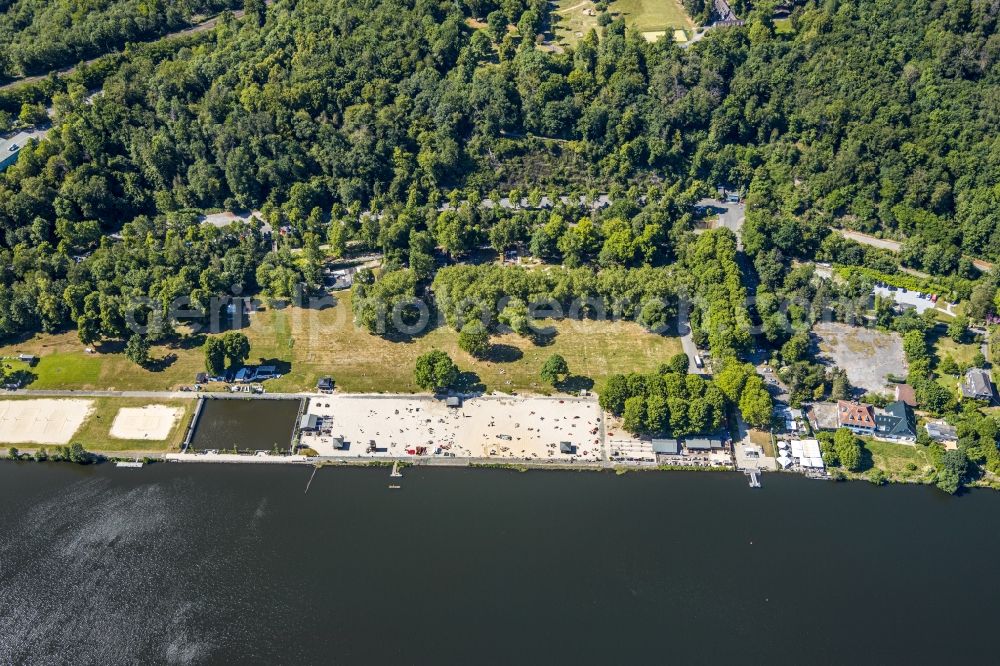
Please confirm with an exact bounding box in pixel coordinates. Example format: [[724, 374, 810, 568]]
[[552, 0, 694, 45]]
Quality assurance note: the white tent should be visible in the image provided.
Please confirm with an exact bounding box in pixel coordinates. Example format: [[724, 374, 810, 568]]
[[777, 454, 793, 469]]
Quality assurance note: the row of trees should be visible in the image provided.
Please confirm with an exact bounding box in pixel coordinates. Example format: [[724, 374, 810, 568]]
[[599, 361, 729, 438], [432, 263, 677, 335]]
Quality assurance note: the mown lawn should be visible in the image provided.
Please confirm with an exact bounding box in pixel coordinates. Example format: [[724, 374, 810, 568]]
[[614, 0, 693, 32], [552, 0, 692, 46], [0, 334, 204, 391], [0, 293, 682, 395], [932, 335, 980, 368], [860, 438, 937, 483], [71, 397, 194, 453], [774, 18, 794, 34]]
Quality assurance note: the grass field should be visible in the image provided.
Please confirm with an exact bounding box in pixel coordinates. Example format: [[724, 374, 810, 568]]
[[0, 294, 682, 395], [931, 335, 981, 368], [858, 438, 937, 483], [0, 334, 205, 391], [248, 295, 682, 394], [552, 0, 693, 45], [774, 18, 794, 34], [614, 0, 693, 32], [0, 396, 194, 453]]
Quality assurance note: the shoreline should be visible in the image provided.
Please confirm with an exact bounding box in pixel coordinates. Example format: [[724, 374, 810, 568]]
[[2, 388, 991, 492]]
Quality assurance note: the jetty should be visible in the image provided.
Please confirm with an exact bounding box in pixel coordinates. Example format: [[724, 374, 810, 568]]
[[115, 461, 144, 468], [746, 469, 761, 488], [390, 461, 403, 478], [181, 397, 206, 451]]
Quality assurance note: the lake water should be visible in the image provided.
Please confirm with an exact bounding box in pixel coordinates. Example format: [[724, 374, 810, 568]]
[[0, 462, 998, 665]]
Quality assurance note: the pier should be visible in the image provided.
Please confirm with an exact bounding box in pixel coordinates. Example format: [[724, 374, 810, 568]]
[[181, 397, 206, 452], [390, 461, 402, 478], [746, 470, 761, 488]]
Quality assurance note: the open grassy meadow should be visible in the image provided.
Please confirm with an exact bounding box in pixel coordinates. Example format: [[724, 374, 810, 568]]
[[247, 294, 682, 394], [0, 292, 682, 395], [852, 438, 938, 484], [931, 334, 981, 368], [0, 333, 205, 391], [615, 0, 693, 33], [552, 0, 693, 46]]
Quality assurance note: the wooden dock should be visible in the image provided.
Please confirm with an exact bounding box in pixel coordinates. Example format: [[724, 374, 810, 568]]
[[746, 470, 761, 488]]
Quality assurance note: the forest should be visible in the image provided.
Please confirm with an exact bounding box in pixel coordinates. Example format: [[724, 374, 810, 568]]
[[0, 0, 241, 79], [0, 0, 996, 347]]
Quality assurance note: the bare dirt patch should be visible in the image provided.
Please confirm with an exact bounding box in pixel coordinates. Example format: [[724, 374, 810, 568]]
[[812, 323, 907, 394]]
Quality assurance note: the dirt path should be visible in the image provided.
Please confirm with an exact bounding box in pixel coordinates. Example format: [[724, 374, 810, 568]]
[[556, 1, 591, 14]]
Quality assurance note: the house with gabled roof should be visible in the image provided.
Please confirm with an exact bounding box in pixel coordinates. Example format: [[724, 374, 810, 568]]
[[874, 401, 917, 442], [838, 400, 876, 435]]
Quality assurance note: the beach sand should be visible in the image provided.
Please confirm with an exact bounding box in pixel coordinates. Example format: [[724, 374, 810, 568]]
[[300, 395, 603, 461], [0, 399, 94, 445], [110, 405, 183, 441]]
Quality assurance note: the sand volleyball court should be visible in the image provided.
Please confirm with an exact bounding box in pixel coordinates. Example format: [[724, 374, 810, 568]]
[[0, 399, 94, 445], [110, 405, 183, 440]]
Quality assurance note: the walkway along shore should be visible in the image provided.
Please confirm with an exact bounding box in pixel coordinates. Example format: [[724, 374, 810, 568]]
[[2, 388, 738, 474]]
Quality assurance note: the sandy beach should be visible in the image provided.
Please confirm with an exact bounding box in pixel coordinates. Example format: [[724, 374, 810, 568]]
[[299, 395, 604, 461]]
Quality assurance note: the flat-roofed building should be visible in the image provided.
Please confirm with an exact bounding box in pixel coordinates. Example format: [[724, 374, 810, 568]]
[[651, 438, 680, 456]]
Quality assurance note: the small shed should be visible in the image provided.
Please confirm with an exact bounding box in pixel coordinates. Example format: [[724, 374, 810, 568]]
[[332, 436, 347, 450], [17, 354, 37, 366], [559, 441, 575, 454], [299, 414, 320, 431], [317, 377, 334, 392], [195, 372, 208, 384], [445, 396, 462, 408]]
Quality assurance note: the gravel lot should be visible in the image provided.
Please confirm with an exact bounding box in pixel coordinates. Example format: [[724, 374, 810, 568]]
[[812, 322, 907, 394]]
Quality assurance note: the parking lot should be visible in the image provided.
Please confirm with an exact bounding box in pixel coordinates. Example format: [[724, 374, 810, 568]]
[[873, 285, 953, 315]]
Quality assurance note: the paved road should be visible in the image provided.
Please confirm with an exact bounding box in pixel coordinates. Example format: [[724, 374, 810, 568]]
[[696, 198, 745, 250], [5, 388, 307, 400], [677, 305, 702, 374], [839, 228, 995, 275]]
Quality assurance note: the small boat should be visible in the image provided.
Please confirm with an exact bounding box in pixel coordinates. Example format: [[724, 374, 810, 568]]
[[389, 484, 401, 489]]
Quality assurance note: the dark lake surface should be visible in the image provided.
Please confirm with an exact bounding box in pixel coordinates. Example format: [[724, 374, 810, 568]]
[[190, 399, 300, 452], [1, 462, 998, 665]]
